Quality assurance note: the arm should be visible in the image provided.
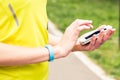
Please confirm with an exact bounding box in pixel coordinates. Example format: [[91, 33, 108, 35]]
[[0, 19, 92, 66], [0, 43, 62, 66]]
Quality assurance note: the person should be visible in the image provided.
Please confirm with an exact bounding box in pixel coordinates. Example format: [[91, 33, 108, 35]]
[[0, 0, 115, 80]]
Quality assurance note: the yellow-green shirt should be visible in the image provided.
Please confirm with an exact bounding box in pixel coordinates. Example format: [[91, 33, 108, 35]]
[[0, 0, 48, 80]]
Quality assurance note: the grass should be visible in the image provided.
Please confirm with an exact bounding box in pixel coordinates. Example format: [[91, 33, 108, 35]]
[[47, 0, 119, 80]]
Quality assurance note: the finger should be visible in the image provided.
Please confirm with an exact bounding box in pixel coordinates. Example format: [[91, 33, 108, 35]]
[[87, 35, 97, 50], [86, 24, 93, 29], [77, 25, 92, 31], [94, 30, 104, 47], [97, 25, 106, 30], [73, 19, 93, 26], [102, 29, 115, 42], [111, 28, 116, 32], [69, 19, 92, 32]]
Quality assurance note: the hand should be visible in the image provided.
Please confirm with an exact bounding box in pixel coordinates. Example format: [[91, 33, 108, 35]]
[[56, 19, 93, 57], [72, 25, 115, 51]]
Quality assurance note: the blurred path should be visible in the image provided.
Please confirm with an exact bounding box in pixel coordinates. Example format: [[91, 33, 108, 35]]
[[49, 53, 102, 80]]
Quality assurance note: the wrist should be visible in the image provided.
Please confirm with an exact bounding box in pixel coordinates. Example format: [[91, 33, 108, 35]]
[[45, 45, 55, 62]]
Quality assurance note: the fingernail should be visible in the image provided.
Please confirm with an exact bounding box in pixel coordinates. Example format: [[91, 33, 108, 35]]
[[91, 25, 93, 29], [112, 28, 116, 31], [88, 20, 93, 23]]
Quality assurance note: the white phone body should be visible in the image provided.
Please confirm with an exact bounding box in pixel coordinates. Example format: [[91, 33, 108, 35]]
[[79, 25, 112, 45]]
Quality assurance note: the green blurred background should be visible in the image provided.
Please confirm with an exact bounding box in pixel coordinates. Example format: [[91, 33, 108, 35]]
[[47, 0, 119, 80]]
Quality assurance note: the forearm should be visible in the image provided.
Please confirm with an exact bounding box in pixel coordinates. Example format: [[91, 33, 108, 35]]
[[0, 43, 62, 66]]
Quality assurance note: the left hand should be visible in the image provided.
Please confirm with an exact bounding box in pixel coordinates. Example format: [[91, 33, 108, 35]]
[[72, 25, 115, 51]]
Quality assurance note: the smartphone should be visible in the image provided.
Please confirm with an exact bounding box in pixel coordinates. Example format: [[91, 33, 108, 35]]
[[79, 25, 112, 45]]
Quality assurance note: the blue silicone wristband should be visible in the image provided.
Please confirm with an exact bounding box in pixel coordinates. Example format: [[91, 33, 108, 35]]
[[45, 45, 54, 62]]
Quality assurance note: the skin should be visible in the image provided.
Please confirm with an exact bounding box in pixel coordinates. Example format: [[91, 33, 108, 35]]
[[73, 25, 115, 51], [0, 19, 115, 66]]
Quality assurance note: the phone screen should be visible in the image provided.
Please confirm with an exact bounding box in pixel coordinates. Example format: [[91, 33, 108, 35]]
[[85, 30, 100, 39]]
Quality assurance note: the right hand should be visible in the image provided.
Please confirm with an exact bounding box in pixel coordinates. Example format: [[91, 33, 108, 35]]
[[56, 19, 93, 57]]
